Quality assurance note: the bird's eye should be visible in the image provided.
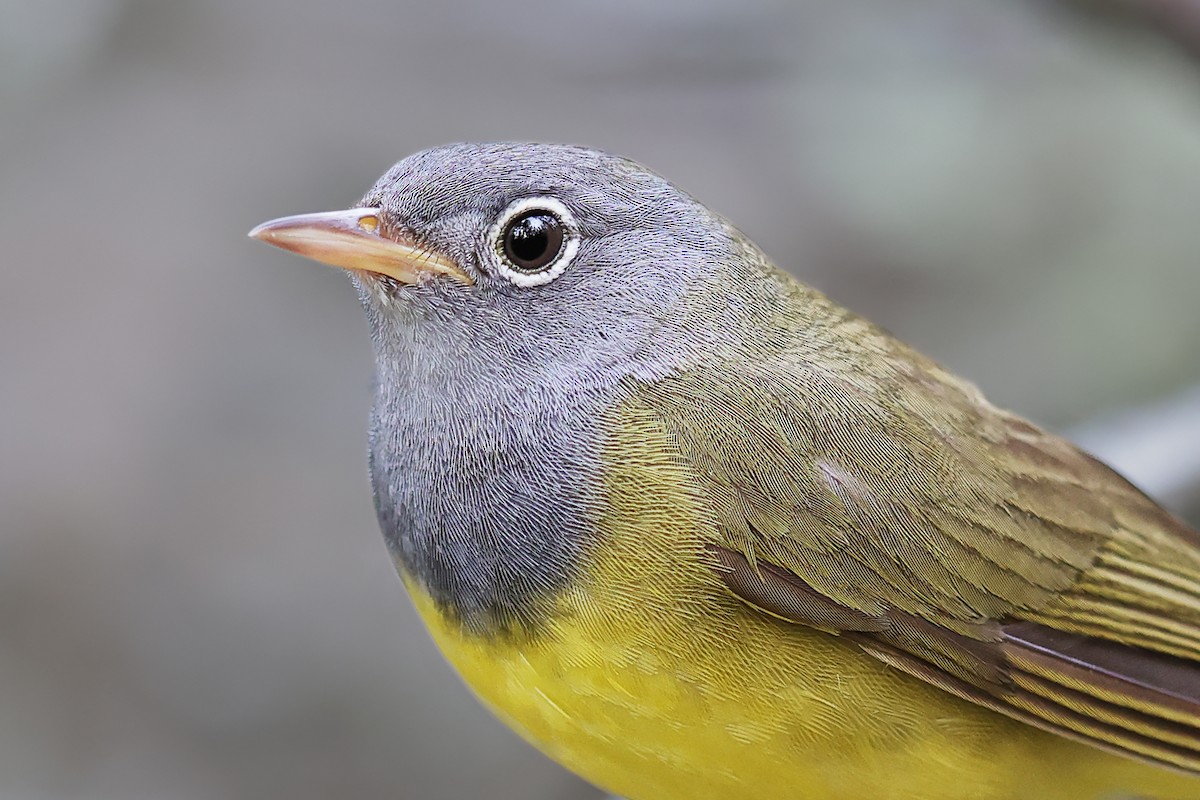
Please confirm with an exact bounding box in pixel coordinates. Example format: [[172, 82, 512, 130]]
[[489, 197, 580, 287], [503, 211, 564, 273]]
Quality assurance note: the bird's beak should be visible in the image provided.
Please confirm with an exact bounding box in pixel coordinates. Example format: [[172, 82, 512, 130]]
[[248, 208, 473, 285]]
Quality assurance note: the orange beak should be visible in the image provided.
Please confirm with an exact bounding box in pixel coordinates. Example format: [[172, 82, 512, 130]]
[[248, 208, 473, 286]]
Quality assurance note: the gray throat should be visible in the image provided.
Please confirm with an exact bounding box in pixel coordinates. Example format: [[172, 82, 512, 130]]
[[359, 224, 763, 635], [366, 316, 619, 636]]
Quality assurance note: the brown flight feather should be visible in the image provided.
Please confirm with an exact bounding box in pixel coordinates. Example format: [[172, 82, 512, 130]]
[[632, 266, 1200, 773]]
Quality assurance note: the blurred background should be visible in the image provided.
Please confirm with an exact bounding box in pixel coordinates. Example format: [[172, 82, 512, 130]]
[[2, 1, 1199, 798]]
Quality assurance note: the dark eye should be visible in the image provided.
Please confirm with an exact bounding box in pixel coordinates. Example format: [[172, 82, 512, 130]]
[[502, 210, 565, 273], [490, 198, 580, 287]]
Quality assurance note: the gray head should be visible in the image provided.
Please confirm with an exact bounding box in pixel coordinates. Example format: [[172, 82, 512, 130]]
[[352, 142, 757, 384], [249, 143, 780, 632]]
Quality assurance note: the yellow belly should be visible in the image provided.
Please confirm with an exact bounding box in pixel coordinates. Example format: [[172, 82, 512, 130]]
[[399, 417, 1200, 800], [407, 575, 1198, 800]]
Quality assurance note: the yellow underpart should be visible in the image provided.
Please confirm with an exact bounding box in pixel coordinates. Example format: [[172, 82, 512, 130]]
[[402, 406, 1200, 800]]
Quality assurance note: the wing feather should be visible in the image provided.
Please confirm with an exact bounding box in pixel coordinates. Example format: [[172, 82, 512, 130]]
[[629, 285, 1200, 770]]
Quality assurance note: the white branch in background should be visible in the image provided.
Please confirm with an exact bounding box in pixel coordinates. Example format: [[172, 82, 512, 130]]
[[1071, 383, 1200, 512]]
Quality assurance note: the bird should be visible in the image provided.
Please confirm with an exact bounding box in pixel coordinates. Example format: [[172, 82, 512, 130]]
[[249, 142, 1200, 800]]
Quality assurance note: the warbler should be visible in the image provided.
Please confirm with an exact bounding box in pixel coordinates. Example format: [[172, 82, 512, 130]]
[[250, 142, 1200, 800]]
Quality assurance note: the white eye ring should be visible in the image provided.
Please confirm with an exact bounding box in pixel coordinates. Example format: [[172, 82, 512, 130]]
[[488, 196, 580, 287]]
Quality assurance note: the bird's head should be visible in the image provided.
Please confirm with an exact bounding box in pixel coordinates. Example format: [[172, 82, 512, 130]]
[[251, 142, 771, 385]]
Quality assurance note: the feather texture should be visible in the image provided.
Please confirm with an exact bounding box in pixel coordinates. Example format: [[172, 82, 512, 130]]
[[630, 261, 1200, 772]]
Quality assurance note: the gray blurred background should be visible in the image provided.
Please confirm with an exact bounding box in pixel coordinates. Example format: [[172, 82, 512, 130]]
[[3, 2, 1199, 799]]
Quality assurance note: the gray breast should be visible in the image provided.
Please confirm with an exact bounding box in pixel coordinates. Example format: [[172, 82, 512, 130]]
[[368, 362, 614, 636]]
